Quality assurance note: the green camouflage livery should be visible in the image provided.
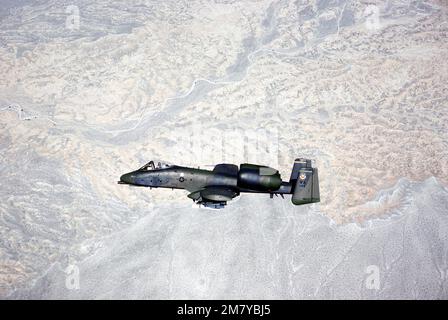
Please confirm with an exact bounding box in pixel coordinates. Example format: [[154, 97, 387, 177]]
[[119, 158, 320, 209]]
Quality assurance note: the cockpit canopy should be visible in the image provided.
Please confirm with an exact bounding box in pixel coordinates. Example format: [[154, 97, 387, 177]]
[[138, 160, 173, 171]]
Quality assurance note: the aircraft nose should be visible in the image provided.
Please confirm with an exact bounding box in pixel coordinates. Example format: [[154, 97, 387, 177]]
[[119, 172, 135, 184]]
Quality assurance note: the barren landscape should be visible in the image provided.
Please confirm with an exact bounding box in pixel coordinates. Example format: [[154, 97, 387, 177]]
[[1, 0, 447, 298]]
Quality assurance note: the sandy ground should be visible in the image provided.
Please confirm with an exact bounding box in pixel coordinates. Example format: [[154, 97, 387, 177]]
[[1, 0, 447, 298]]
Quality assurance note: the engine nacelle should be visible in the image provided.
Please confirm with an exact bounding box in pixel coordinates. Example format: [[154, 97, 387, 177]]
[[237, 164, 282, 191]]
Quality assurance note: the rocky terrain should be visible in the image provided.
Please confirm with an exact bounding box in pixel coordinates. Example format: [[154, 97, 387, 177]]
[[1, 0, 447, 298]]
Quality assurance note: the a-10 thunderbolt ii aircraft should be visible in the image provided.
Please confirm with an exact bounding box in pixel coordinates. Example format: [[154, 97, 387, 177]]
[[119, 158, 319, 209]]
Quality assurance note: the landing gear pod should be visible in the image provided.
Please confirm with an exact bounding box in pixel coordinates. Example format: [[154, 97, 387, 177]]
[[290, 158, 320, 205]]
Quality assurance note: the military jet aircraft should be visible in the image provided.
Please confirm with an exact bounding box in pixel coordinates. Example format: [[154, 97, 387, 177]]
[[119, 158, 319, 209]]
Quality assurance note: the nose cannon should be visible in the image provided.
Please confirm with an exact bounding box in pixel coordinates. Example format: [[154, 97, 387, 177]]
[[118, 172, 135, 185]]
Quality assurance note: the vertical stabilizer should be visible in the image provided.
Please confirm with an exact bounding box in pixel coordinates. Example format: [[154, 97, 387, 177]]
[[291, 158, 320, 205]]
